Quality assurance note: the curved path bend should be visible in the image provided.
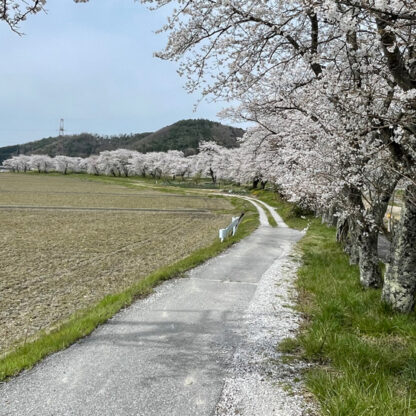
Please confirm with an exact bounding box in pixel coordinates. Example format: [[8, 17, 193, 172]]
[[0, 196, 304, 416]]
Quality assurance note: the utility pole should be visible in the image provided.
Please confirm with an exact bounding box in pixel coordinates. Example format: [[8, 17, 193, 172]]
[[59, 118, 65, 136]]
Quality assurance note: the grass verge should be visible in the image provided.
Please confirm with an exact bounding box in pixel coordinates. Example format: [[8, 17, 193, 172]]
[[281, 221, 416, 415], [266, 210, 277, 227], [0, 188, 258, 381]]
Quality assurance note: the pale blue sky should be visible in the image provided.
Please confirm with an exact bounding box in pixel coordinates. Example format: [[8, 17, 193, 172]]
[[0, 0, 233, 147]]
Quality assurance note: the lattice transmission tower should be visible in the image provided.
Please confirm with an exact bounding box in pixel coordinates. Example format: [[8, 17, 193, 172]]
[[59, 118, 65, 136]]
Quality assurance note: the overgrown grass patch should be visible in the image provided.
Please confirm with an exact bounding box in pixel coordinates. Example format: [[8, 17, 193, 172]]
[[290, 221, 416, 415]]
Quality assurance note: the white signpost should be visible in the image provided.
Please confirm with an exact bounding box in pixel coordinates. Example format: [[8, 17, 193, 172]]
[[219, 213, 244, 242]]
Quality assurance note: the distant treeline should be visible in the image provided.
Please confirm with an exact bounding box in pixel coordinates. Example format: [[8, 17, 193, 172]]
[[0, 119, 244, 163], [1, 142, 247, 187]]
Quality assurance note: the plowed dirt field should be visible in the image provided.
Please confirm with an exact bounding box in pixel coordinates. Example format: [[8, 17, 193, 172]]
[[0, 174, 232, 354]]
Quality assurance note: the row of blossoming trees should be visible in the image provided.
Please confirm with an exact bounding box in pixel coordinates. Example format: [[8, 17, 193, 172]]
[[1, 130, 413, 311], [2, 141, 271, 187], [2, 143, 234, 182], [3, 0, 416, 312], [142, 0, 415, 314]]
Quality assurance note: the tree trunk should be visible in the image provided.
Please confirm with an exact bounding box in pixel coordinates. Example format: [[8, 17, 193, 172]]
[[336, 214, 348, 242], [261, 180, 268, 189], [347, 220, 360, 265], [358, 174, 400, 288], [339, 184, 364, 265], [382, 184, 416, 313], [358, 225, 382, 288], [252, 178, 259, 189], [209, 168, 216, 184], [336, 214, 360, 264]]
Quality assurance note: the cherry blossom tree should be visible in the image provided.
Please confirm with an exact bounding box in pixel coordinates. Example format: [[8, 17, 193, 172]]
[[95, 150, 136, 177], [128, 152, 148, 177], [29, 154, 53, 173], [172, 152, 192, 180], [79, 155, 100, 175], [54, 155, 78, 175], [110, 149, 135, 177], [145, 0, 416, 311], [2, 156, 18, 172], [162, 150, 188, 179], [2, 155, 31, 172], [196, 141, 225, 184], [1, 0, 88, 33]]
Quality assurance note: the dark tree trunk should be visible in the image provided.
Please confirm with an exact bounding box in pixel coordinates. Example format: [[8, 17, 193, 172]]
[[358, 224, 382, 288], [341, 185, 364, 265], [209, 167, 216, 184], [334, 195, 363, 264], [252, 178, 259, 189], [336, 213, 360, 265], [261, 180, 268, 189], [382, 184, 416, 313]]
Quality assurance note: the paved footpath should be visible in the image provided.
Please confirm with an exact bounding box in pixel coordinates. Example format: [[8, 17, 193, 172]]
[[0, 197, 304, 416]]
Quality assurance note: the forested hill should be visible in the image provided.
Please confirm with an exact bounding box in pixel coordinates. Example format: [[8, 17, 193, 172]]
[[0, 119, 244, 163]]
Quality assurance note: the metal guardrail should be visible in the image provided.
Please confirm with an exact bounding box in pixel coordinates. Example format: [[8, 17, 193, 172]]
[[219, 213, 245, 242]]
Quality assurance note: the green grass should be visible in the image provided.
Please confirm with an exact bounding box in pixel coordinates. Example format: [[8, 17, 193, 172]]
[[0, 182, 258, 381], [285, 221, 416, 415], [72, 173, 224, 196], [266, 210, 278, 227]]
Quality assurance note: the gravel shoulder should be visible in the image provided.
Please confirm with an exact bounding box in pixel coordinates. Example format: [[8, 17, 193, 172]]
[[214, 244, 317, 416]]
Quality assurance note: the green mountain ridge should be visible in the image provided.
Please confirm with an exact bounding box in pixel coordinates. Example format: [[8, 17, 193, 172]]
[[0, 119, 245, 163]]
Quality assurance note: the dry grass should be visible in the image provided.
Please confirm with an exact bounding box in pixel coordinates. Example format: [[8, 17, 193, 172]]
[[0, 174, 233, 355], [0, 174, 231, 211]]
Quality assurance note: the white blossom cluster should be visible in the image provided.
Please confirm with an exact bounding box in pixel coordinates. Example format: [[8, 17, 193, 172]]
[[0, 0, 87, 33]]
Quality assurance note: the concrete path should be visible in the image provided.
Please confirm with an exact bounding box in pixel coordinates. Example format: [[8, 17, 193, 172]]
[[0, 197, 303, 416]]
